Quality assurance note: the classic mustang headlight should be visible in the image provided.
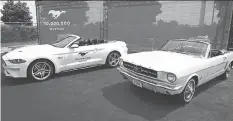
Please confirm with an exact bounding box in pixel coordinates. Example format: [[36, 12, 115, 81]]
[[8, 59, 26, 64], [167, 73, 176, 83]]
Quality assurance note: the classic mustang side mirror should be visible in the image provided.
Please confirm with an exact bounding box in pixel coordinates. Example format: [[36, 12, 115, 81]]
[[70, 44, 79, 48], [220, 49, 227, 54]]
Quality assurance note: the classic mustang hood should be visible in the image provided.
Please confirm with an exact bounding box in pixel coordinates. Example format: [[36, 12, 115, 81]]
[[122, 51, 204, 77]]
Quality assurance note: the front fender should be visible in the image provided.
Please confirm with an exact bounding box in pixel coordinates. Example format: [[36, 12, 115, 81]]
[[28, 56, 59, 73], [184, 73, 199, 86]]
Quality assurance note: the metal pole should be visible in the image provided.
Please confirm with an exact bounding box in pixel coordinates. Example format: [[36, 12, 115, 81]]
[[148, 38, 154, 51], [152, 38, 155, 51], [99, 2, 102, 39], [227, 2, 233, 50], [35, 1, 40, 44], [211, 0, 215, 24], [199, 1, 206, 26]]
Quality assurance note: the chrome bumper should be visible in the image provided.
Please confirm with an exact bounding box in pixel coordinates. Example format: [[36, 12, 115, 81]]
[[117, 67, 183, 95]]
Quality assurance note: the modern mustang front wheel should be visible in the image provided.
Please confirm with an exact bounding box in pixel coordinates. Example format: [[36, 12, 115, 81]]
[[28, 60, 54, 81], [178, 78, 196, 104], [106, 51, 121, 68]]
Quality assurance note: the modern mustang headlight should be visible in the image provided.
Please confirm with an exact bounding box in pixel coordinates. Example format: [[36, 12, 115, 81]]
[[8, 59, 26, 64], [167, 73, 176, 83]]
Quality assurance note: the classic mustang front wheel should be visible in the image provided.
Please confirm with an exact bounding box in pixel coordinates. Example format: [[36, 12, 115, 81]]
[[179, 78, 196, 104], [28, 60, 54, 81], [106, 51, 121, 67]]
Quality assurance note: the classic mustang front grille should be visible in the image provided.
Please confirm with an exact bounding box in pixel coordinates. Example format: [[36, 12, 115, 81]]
[[123, 61, 157, 78]]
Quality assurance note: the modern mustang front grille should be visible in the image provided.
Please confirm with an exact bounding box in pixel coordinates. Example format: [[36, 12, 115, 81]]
[[2, 60, 6, 67], [123, 61, 157, 78]]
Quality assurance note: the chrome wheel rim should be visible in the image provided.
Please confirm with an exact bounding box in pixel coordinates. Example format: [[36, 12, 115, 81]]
[[184, 79, 195, 102], [109, 52, 120, 67], [32, 62, 51, 81]]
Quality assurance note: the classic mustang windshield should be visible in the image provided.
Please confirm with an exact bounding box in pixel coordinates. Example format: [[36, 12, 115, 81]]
[[160, 40, 208, 57], [51, 36, 77, 48]]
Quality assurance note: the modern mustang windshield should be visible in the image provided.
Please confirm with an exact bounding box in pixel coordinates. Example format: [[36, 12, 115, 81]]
[[160, 40, 208, 57], [51, 36, 77, 48]]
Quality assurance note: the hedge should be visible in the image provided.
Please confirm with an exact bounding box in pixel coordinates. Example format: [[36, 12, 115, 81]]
[[1, 24, 38, 43]]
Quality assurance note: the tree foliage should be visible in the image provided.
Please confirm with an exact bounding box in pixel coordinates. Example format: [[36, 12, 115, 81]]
[[214, 0, 229, 18], [1, 0, 33, 25]]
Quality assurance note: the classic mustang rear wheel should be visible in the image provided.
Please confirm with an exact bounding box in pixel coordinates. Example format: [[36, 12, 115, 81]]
[[231, 61, 233, 69], [179, 78, 196, 104], [106, 51, 121, 67], [219, 63, 231, 80], [28, 60, 54, 81]]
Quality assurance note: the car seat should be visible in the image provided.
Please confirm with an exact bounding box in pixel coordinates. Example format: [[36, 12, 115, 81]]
[[92, 39, 98, 45]]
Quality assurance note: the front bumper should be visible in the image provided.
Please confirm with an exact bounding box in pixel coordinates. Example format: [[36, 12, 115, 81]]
[[117, 66, 183, 95], [2, 56, 27, 78]]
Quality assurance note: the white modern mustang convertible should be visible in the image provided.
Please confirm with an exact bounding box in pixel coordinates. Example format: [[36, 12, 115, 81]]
[[2, 34, 128, 81], [117, 37, 233, 103]]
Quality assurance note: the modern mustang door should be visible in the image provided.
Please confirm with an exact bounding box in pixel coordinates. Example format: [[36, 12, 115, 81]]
[[65, 45, 98, 70], [92, 43, 108, 63]]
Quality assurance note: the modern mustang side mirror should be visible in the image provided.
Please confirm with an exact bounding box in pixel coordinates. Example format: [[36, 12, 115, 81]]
[[70, 44, 79, 48]]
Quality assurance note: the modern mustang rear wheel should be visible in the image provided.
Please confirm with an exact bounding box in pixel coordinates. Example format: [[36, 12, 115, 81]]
[[28, 60, 54, 81], [106, 51, 121, 68], [178, 78, 196, 104]]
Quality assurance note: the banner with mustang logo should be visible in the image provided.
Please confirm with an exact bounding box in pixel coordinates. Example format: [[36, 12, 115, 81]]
[[37, 1, 88, 44]]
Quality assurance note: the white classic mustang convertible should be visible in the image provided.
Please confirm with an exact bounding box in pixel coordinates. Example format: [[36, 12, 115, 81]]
[[117, 37, 233, 103], [2, 34, 128, 81]]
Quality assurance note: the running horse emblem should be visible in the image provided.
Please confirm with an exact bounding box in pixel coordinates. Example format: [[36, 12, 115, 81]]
[[48, 10, 66, 19]]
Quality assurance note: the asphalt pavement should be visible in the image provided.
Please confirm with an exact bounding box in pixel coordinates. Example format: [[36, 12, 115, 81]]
[[1, 64, 233, 121]]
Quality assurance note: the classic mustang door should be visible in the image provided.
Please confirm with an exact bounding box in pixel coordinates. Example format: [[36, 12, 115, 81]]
[[207, 52, 227, 80], [65, 45, 99, 70]]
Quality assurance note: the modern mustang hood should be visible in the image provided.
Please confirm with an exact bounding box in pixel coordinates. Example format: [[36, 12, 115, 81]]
[[4, 44, 57, 59], [122, 50, 204, 77], [14, 44, 55, 52]]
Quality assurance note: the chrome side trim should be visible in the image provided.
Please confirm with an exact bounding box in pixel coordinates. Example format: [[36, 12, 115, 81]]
[[60, 64, 103, 73], [117, 67, 182, 91]]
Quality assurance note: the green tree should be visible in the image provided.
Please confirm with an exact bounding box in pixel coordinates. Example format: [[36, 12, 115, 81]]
[[214, 0, 229, 18], [1, 0, 33, 25]]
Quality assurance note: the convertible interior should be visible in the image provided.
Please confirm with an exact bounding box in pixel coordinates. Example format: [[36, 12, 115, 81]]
[[76, 38, 107, 46], [209, 49, 224, 58]]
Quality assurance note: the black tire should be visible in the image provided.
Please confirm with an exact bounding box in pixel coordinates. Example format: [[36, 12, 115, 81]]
[[106, 51, 121, 68], [219, 63, 231, 80], [178, 78, 196, 104], [231, 61, 233, 69], [28, 60, 54, 81]]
